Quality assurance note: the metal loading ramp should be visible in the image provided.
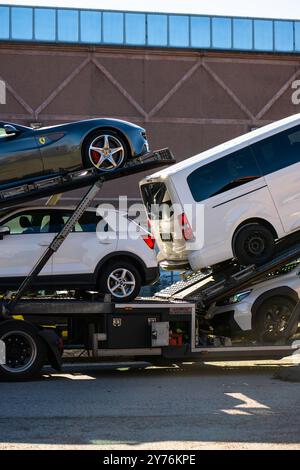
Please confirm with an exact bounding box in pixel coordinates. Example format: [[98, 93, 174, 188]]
[[154, 242, 300, 308], [0, 148, 175, 315], [0, 148, 174, 209]]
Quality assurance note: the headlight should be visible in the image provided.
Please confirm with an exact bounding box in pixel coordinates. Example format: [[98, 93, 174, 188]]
[[217, 290, 252, 306], [228, 290, 252, 304]]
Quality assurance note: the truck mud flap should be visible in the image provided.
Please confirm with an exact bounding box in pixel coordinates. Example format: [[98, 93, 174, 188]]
[[39, 329, 62, 372]]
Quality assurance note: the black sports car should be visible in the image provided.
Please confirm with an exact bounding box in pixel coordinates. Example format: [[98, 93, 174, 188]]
[[0, 118, 149, 195]]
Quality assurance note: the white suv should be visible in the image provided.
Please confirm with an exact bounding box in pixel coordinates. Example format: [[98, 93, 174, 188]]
[[140, 113, 300, 271], [0, 206, 159, 301]]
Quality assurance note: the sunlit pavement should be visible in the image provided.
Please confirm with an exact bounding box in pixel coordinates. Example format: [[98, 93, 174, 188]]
[[0, 357, 300, 450]]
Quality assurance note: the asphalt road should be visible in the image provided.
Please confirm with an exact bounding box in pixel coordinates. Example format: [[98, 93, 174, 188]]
[[0, 360, 300, 450]]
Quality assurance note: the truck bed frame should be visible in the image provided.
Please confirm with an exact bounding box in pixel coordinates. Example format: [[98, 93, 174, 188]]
[[0, 148, 299, 380]]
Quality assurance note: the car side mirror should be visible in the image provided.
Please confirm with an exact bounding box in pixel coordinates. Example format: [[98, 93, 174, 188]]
[[3, 124, 19, 136], [0, 226, 10, 239]]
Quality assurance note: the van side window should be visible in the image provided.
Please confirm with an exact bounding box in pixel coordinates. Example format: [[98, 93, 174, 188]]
[[187, 147, 261, 202], [252, 125, 300, 174]]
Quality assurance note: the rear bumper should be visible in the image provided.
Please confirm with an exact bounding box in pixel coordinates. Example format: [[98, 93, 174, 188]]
[[144, 266, 160, 284], [160, 259, 190, 271], [188, 245, 233, 271]]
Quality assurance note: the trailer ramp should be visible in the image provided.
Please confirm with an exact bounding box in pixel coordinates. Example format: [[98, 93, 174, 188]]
[[155, 243, 300, 308]]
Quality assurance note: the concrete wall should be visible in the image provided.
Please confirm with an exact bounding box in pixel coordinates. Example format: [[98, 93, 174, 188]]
[[1, 42, 300, 202]]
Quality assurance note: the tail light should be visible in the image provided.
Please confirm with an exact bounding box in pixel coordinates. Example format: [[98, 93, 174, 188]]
[[143, 236, 155, 249], [179, 213, 194, 241], [142, 219, 155, 249]]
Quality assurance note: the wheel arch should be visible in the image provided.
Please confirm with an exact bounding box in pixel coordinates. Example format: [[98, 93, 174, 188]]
[[232, 218, 278, 253], [0, 319, 62, 372], [94, 251, 148, 284], [0, 318, 39, 332], [81, 126, 132, 161], [250, 286, 298, 329]]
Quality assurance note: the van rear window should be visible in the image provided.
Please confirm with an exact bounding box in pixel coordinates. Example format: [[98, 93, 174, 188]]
[[187, 147, 261, 202], [140, 182, 172, 219]]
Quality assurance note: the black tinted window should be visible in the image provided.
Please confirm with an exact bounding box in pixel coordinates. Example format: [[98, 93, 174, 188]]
[[45, 210, 103, 233], [187, 147, 261, 202], [140, 182, 172, 219], [252, 125, 300, 175], [76, 211, 104, 232], [2, 210, 103, 234]]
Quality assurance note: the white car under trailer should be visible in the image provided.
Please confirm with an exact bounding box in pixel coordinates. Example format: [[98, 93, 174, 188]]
[[0, 149, 300, 381], [208, 262, 300, 342]]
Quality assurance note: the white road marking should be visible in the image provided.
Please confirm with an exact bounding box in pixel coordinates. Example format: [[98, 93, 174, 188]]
[[43, 373, 96, 380], [225, 392, 270, 409]]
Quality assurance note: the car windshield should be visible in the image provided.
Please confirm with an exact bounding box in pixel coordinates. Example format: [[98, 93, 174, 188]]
[[0, 127, 7, 139]]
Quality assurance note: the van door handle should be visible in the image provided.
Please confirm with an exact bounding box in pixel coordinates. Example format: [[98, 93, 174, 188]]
[[39, 242, 49, 247]]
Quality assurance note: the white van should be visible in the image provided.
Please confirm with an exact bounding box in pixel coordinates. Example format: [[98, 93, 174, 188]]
[[140, 113, 300, 272]]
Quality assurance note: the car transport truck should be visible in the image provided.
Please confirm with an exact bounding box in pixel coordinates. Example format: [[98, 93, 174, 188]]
[[0, 148, 299, 381]]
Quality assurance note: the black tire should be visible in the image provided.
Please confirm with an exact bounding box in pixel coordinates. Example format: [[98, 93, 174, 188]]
[[98, 260, 142, 302], [233, 223, 275, 266], [82, 130, 129, 172], [0, 321, 46, 381], [253, 296, 298, 343]]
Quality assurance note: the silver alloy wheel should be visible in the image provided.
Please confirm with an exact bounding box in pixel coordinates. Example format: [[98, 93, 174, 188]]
[[1, 330, 37, 374], [89, 134, 125, 171], [264, 304, 291, 336], [107, 268, 136, 299]]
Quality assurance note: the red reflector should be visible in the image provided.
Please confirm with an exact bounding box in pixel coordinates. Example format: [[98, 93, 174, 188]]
[[179, 213, 194, 241]]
